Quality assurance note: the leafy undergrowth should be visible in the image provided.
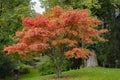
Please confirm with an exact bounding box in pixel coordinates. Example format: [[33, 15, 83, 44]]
[[19, 67, 120, 80]]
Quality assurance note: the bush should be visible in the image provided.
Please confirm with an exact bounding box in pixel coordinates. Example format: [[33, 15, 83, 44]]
[[23, 58, 35, 66], [62, 59, 71, 71], [0, 53, 15, 79], [37, 56, 70, 75], [38, 56, 55, 75], [19, 64, 31, 74]]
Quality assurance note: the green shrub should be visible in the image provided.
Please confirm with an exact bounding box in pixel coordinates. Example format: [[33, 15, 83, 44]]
[[38, 56, 55, 75], [19, 64, 31, 74], [0, 53, 15, 79], [37, 56, 70, 76], [62, 59, 71, 71], [23, 58, 35, 66]]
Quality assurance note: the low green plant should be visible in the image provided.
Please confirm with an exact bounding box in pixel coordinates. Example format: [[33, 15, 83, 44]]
[[19, 64, 31, 74], [38, 56, 55, 75], [0, 53, 15, 79], [37, 56, 70, 76]]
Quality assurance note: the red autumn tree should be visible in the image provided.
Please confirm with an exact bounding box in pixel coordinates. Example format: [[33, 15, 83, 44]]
[[4, 6, 108, 78]]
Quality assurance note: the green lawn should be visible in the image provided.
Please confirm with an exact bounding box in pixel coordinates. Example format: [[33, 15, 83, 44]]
[[19, 67, 120, 80]]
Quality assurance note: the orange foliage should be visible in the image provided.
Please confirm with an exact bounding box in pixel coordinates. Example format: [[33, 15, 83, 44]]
[[65, 48, 91, 59], [4, 6, 108, 58]]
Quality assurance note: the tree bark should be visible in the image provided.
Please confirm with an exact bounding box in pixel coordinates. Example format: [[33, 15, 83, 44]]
[[56, 65, 62, 78]]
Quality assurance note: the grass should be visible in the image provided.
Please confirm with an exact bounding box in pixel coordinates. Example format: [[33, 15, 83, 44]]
[[19, 67, 120, 80]]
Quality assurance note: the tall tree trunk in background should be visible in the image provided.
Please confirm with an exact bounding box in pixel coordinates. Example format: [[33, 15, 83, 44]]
[[87, 52, 98, 67]]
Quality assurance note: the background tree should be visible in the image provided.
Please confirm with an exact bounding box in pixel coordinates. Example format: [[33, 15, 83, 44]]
[[0, 0, 32, 79], [40, 0, 101, 15], [95, 0, 120, 67], [0, 0, 31, 49], [4, 6, 108, 78]]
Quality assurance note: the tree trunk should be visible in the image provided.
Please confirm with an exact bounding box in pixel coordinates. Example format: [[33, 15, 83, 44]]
[[86, 55, 98, 67], [56, 65, 62, 78]]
